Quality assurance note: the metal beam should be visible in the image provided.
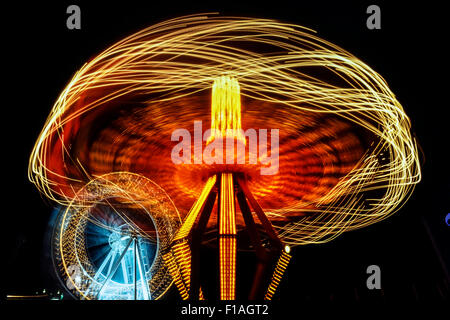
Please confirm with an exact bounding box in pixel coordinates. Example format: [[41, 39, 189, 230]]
[[136, 240, 152, 300], [236, 175, 282, 250], [190, 181, 218, 299], [96, 237, 133, 299]]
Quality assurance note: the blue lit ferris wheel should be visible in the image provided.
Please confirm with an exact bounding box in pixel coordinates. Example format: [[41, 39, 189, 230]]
[[51, 172, 181, 300], [82, 209, 157, 300]]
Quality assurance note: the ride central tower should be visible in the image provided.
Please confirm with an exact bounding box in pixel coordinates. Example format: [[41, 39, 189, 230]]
[[163, 76, 291, 300]]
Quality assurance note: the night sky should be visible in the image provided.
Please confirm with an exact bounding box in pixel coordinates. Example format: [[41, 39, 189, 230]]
[[4, 0, 448, 310]]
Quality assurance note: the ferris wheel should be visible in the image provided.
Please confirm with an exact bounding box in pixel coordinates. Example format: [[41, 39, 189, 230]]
[[51, 172, 181, 300]]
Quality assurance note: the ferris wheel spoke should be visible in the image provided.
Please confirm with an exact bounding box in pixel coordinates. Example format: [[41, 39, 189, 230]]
[[96, 237, 133, 299], [136, 240, 151, 300], [134, 239, 137, 300], [84, 249, 114, 296], [105, 250, 117, 279], [121, 256, 129, 284]]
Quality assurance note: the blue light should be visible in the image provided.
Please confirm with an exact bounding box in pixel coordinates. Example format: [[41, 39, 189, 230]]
[[84, 209, 157, 300], [446, 213, 450, 226]]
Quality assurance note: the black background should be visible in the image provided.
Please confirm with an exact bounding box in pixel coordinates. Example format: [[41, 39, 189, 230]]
[[4, 0, 449, 311]]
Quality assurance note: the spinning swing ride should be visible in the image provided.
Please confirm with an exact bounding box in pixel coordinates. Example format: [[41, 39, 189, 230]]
[[29, 14, 420, 300]]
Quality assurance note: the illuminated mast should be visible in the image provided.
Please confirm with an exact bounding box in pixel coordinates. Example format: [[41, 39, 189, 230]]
[[164, 75, 291, 300]]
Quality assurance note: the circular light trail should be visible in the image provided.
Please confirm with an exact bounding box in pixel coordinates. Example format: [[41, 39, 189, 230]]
[[53, 172, 181, 299], [29, 14, 421, 246]]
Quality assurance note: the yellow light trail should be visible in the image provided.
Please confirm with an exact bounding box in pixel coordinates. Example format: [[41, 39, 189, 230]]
[[28, 14, 421, 246], [174, 175, 217, 241], [165, 176, 216, 299], [219, 173, 236, 300], [264, 247, 292, 300], [162, 251, 189, 300]]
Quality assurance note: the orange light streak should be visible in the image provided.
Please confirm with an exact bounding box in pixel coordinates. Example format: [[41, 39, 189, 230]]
[[174, 175, 216, 241], [219, 173, 236, 300], [28, 14, 421, 246], [166, 176, 215, 300], [264, 248, 292, 300], [162, 251, 189, 300]]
